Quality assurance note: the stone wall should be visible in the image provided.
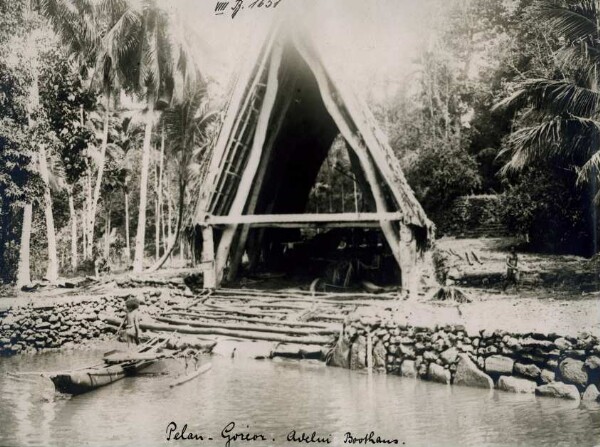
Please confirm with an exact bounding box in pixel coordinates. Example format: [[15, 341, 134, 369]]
[[328, 315, 600, 402], [0, 289, 177, 356], [437, 194, 509, 238]]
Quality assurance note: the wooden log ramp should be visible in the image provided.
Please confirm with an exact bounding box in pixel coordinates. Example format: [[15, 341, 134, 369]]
[[206, 294, 376, 307], [103, 317, 335, 345], [186, 303, 349, 323], [154, 316, 337, 336], [197, 303, 290, 318], [165, 310, 339, 330], [216, 287, 399, 300]]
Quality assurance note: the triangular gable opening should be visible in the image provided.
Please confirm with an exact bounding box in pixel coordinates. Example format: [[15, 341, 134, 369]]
[[195, 23, 433, 292]]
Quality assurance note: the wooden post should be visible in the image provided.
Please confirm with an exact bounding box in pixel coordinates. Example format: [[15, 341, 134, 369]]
[[202, 225, 216, 289], [399, 223, 417, 297], [366, 331, 373, 373]]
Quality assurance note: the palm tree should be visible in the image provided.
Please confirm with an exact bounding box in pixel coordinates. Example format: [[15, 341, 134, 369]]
[[40, 0, 145, 260], [40, 0, 199, 272], [109, 115, 141, 259], [96, 0, 199, 272], [147, 85, 216, 272], [16, 5, 63, 285], [495, 0, 600, 192], [40, 0, 115, 260]]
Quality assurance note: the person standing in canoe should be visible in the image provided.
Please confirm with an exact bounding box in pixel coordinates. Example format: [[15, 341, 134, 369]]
[[121, 297, 141, 346]]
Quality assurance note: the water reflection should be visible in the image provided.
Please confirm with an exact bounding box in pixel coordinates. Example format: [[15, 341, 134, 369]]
[[0, 348, 599, 447]]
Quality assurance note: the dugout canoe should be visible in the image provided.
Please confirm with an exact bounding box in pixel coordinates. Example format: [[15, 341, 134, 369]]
[[49, 359, 154, 395]]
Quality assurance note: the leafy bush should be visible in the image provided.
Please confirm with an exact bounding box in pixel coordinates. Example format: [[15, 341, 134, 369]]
[[406, 144, 482, 222], [500, 167, 595, 256]]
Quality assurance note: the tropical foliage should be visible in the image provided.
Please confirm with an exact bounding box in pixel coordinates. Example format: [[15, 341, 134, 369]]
[[491, 0, 600, 253], [4, 0, 600, 287], [495, 1, 600, 183]]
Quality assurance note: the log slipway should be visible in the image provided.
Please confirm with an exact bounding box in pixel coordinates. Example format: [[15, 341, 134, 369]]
[[102, 285, 398, 356]]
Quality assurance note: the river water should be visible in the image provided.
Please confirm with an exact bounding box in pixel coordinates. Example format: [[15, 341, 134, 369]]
[[0, 347, 599, 447]]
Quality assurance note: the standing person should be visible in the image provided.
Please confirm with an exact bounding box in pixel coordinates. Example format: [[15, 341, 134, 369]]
[[122, 297, 141, 346], [503, 246, 520, 292]]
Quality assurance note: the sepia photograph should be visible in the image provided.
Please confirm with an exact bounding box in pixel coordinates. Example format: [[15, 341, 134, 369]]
[[0, 0, 600, 445]]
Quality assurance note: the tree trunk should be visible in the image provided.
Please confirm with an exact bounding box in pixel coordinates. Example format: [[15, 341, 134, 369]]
[[82, 204, 87, 260], [147, 182, 185, 272], [156, 127, 165, 260], [17, 50, 36, 287], [104, 207, 111, 259], [166, 175, 173, 264], [124, 188, 131, 260], [133, 105, 155, 273], [38, 145, 59, 282], [16, 203, 32, 287], [88, 94, 111, 257], [154, 164, 159, 261], [161, 201, 167, 256], [84, 169, 93, 259], [69, 191, 78, 272]]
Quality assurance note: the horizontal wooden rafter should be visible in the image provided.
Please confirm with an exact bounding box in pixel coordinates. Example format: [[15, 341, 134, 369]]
[[203, 212, 402, 227]]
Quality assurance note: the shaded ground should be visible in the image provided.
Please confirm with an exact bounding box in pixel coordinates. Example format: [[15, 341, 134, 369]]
[[420, 237, 600, 337], [437, 237, 600, 292]]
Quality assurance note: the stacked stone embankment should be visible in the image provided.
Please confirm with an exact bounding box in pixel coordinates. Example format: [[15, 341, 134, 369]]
[[0, 288, 182, 356], [328, 315, 600, 402]]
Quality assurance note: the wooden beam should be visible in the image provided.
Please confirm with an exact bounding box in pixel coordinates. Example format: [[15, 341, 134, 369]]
[[214, 42, 284, 286], [234, 222, 384, 229], [103, 316, 333, 345], [227, 71, 299, 281], [164, 310, 339, 329], [201, 225, 216, 289], [155, 316, 337, 336], [206, 212, 402, 226], [204, 30, 277, 217]]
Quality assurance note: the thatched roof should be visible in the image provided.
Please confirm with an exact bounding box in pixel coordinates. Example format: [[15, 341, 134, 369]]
[[195, 21, 431, 227], [193, 15, 434, 285]]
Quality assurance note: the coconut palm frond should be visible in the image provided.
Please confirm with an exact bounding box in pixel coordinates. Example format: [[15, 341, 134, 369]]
[[500, 119, 563, 174], [39, 0, 99, 58], [536, 0, 600, 44], [497, 0, 600, 183], [501, 115, 600, 175], [576, 149, 600, 185], [556, 36, 600, 68], [104, 9, 140, 59], [493, 79, 600, 117], [105, 142, 125, 160]]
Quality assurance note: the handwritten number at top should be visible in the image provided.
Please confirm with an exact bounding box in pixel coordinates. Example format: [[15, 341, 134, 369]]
[[247, 0, 285, 9], [216, 0, 284, 18]]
